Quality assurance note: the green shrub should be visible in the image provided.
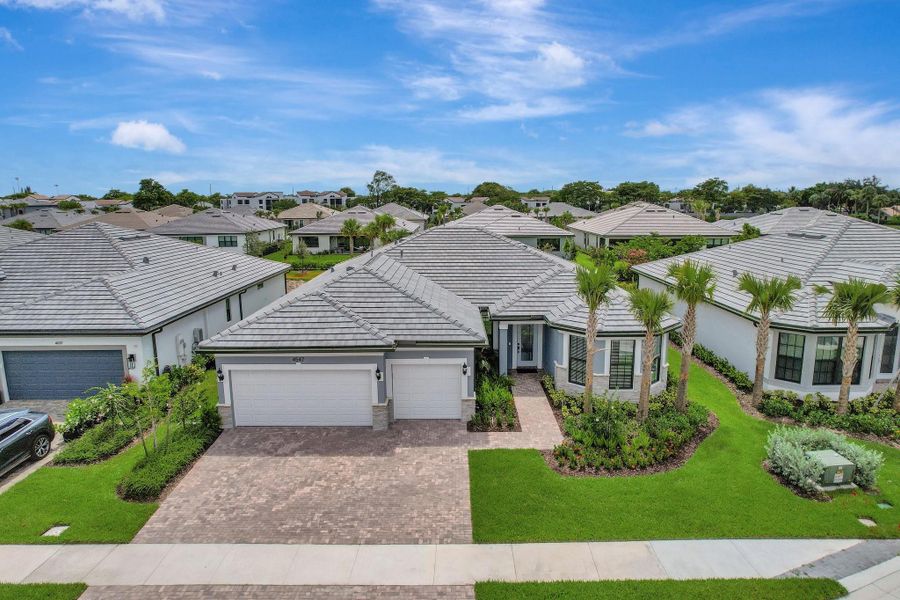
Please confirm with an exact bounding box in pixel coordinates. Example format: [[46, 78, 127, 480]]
[[552, 384, 710, 471], [59, 383, 140, 440], [119, 427, 217, 501], [765, 426, 884, 492], [470, 376, 517, 431], [54, 419, 136, 465], [759, 390, 899, 440]]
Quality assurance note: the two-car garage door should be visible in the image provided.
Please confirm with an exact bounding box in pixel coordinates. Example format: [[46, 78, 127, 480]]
[[3, 349, 125, 401], [230, 368, 374, 426]]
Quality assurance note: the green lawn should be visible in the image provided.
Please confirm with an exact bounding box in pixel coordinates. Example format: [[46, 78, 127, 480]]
[[0, 584, 86, 600], [475, 579, 846, 600], [469, 349, 900, 542], [574, 251, 594, 269], [0, 371, 219, 544]]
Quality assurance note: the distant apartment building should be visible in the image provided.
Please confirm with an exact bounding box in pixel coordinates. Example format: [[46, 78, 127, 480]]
[[222, 190, 349, 212]]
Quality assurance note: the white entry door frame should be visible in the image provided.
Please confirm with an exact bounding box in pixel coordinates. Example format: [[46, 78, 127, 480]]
[[512, 322, 542, 369]]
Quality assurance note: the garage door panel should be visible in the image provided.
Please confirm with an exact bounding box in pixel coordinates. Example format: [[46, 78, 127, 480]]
[[3, 350, 125, 401], [230, 368, 373, 426], [391, 363, 462, 419]]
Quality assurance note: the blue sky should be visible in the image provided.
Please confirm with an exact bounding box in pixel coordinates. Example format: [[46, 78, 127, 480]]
[[1, 0, 899, 196]]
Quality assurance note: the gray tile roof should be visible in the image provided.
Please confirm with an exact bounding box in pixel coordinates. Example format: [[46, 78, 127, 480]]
[[375, 202, 428, 222], [0, 226, 42, 251], [152, 204, 194, 218], [447, 205, 573, 238], [715, 207, 851, 235], [289, 206, 418, 236], [0, 223, 289, 334], [0, 209, 96, 231], [542, 202, 596, 218], [570, 201, 736, 239], [634, 217, 900, 331], [64, 208, 181, 231], [276, 204, 338, 220], [201, 252, 486, 351], [149, 209, 285, 235]]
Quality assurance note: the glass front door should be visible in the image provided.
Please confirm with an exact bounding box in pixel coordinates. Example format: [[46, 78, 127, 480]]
[[517, 324, 536, 366]]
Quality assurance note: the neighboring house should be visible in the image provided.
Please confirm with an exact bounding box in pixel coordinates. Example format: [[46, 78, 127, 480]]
[[96, 198, 133, 210], [664, 198, 693, 214], [290, 206, 418, 254], [569, 201, 735, 248], [445, 196, 467, 208], [462, 199, 490, 216], [315, 191, 349, 209], [276, 204, 338, 230], [541, 202, 596, 220], [0, 196, 56, 219], [880, 205, 900, 219], [446, 204, 573, 253], [203, 225, 677, 429], [0, 226, 42, 251], [0, 223, 288, 403], [635, 217, 900, 399], [715, 206, 847, 235], [374, 202, 428, 230], [67, 208, 181, 231], [152, 204, 195, 219], [222, 191, 284, 212], [521, 196, 551, 210], [149, 209, 287, 254], [0, 209, 95, 234], [221, 192, 259, 209]]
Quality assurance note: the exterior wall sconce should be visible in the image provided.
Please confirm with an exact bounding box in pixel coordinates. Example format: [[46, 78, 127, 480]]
[[462, 361, 469, 376], [216, 367, 224, 382], [375, 367, 383, 381], [127, 354, 136, 370]]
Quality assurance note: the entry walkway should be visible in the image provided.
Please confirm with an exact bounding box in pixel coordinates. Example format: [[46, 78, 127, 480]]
[[0, 539, 862, 586]]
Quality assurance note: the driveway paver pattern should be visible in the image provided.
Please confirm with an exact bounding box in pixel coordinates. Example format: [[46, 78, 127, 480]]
[[134, 373, 561, 545]]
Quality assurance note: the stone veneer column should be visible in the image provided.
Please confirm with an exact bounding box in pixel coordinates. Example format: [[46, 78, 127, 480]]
[[373, 399, 391, 431]]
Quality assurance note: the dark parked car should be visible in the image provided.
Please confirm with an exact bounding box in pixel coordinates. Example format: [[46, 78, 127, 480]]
[[0, 409, 55, 476]]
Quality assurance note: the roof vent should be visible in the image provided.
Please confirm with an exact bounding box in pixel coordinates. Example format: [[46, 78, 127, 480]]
[[732, 269, 739, 278], [346, 265, 355, 272], [212, 270, 220, 277], [142, 256, 150, 264], [232, 264, 237, 271], [399, 249, 404, 258]]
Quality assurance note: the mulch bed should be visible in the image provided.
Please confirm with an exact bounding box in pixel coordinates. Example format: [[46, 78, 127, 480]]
[[538, 373, 719, 477], [466, 396, 522, 433]]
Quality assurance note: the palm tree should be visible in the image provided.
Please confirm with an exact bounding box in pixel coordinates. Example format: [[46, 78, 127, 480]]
[[738, 273, 802, 407], [816, 278, 890, 414], [629, 288, 674, 421], [340, 218, 362, 254], [667, 260, 717, 411], [364, 213, 397, 247], [575, 264, 617, 414]]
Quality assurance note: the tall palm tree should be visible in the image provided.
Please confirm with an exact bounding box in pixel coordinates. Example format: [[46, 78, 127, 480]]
[[738, 273, 803, 407], [667, 260, 717, 412], [575, 264, 617, 414], [363, 213, 397, 247], [816, 278, 890, 414], [628, 288, 674, 421], [340, 218, 362, 254], [892, 275, 900, 411]]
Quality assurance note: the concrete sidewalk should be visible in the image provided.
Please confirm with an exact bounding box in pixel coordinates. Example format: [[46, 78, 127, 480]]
[[0, 539, 861, 586]]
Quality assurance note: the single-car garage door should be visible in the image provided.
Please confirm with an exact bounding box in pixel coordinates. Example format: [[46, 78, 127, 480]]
[[391, 362, 462, 419], [230, 368, 374, 426], [3, 349, 125, 401]]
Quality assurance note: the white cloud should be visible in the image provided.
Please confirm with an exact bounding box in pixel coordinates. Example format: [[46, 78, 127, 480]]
[[0, 27, 23, 50], [628, 88, 900, 187], [0, 0, 165, 21], [110, 120, 185, 153], [459, 97, 586, 122]]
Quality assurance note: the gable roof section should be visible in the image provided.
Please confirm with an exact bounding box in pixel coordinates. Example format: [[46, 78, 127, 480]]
[[715, 207, 850, 235], [570, 201, 736, 239], [276, 204, 338, 220], [447, 204, 573, 238], [375, 202, 427, 222], [201, 252, 485, 351], [149, 209, 284, 235], [289, 206, 418, 235], [152, 204, 194, 218], [0, 226, 42, 251], [0, 209, 95, 230], [634, 218, 900, 331], [66, 208, 180, 231], [0, 223, 289, 334], [544, 202, 596, 218]]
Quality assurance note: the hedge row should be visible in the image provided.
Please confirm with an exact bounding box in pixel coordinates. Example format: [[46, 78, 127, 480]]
[[669, 330, 753, 392]]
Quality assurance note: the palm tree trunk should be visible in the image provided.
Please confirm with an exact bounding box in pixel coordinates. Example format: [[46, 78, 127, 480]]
[[638, 330, 654, 421], [752, 314, 771, 407], [676, 304, 696, 412], [583, 312, 597, 414], [837, 321, 859, 415]]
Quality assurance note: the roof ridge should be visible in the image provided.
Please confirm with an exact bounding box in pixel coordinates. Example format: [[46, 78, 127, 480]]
[[92, 223, 138, 268], [317, 290, 394, 344], [99, 278, 147, 328], [0, 274, 113, 316], [797, 218, 852, 283], [363, 262, 483, 339], [494, 264, 565, 313]]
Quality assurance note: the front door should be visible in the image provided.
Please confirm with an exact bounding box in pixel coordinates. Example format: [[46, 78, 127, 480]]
[[516, 324, 537, 368]]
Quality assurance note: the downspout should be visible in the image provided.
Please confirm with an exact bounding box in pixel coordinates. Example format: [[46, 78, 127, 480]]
[[150, 327, 163, 375], [237, 288, 248, 320]]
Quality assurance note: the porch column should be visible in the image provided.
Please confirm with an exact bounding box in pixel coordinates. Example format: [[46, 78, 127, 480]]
[[498, 324, 509, 375]]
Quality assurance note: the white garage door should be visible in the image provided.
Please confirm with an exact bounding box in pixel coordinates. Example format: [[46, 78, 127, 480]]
[[391, 362, 462, 419], [230, 368, 374, 426]]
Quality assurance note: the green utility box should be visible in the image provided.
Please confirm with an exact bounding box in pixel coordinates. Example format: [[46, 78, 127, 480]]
[[805, 449, 855, 487]]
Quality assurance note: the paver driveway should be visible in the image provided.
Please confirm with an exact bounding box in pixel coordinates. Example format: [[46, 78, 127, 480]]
[[134, 422, 474, 545]]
